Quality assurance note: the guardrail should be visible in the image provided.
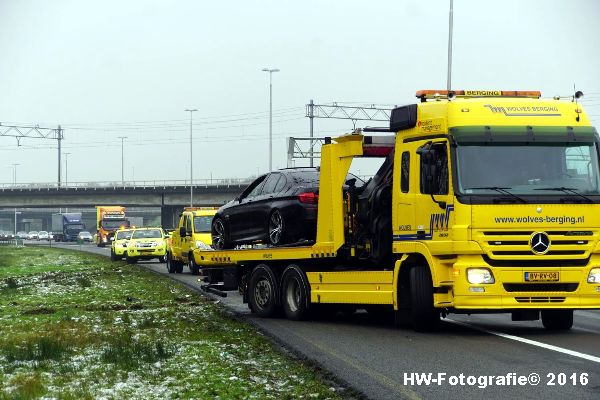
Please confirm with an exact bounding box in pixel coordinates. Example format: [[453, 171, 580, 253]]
[[0, 178, 254, 191], [0, 175, 374, 191], [0, 238, 24, 246]]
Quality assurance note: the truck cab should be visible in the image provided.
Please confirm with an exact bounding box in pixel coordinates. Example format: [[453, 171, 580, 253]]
[[167, 207, 217, 274], [388, 90, 600, 329]]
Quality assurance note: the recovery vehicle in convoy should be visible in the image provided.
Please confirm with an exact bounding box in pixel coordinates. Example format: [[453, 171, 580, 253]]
[[194, 89, 600, 331], [95, 206, 130, 247], [166, 207, 217, 274], [125, 227, 168, 264]]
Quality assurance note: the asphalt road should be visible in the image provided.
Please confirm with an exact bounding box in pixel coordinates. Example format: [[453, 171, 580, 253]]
[[46, 242, 600, 400]]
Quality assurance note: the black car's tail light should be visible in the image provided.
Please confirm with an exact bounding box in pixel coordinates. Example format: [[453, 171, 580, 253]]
[[298, 192, 319, 204]]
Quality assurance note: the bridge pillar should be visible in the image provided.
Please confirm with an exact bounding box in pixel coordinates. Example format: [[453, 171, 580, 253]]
[[161, 206, 183, 230]]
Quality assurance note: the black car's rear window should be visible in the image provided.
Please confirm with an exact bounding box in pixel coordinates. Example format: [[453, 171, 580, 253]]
[[289, 171, 320, 183], [288, 170, 365, 187]]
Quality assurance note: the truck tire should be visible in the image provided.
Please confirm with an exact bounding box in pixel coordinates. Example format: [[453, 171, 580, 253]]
[[281, 264, 310, 321], [166, 253, 178, 273], [110, 249, 117, 261], [248, 264, 279, 317], [541, 310, 573, 331], [189, 253, 200, 275], [409, 266, 439, 331], [158, 255, 167, 263], [126, 255, 137, 265]]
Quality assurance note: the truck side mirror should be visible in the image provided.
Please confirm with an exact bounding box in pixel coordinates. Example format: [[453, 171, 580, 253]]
[[179, 226, 186, 237]]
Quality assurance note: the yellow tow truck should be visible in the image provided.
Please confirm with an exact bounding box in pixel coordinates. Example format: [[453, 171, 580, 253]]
[[194, 90, 600, 331], [166, 207, 217, 274]]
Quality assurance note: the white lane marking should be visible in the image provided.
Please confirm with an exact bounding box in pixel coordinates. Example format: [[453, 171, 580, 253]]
[[446, 318, 600, 364], [577, 311, 600, 321], [575, 326, 600, 334]]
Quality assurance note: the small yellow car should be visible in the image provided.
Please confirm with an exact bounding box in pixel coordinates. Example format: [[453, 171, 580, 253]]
[[110, 228, 133, 261], [125, 227, 168, 264]]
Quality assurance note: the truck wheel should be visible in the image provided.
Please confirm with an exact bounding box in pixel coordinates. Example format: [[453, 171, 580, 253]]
[[189, 253, 200, 275], [268, 210, 286, 246], [541, 310, 573, 330], [211, 218, 230, 250], [126, 255, 137, 265], [110, 249, 117, 261], [281, 264, 310, 321], [410, 266, 439, 331], [175, 263, 184, 273], [158, 255, 167, 263], [166, 253, 177, 273], [248, 264, 279, 317]]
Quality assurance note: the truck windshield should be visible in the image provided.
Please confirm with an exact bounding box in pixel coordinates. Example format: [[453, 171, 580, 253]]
[[102, 220, 130, 230], [132, 229, 162, 239], [455, 143, 600, 196], [66, 224, 84, 233], [194, 216, 212, 233]]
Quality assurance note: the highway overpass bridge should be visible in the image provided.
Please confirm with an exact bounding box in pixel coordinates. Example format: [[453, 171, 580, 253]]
[[0, 179, 248, 232]]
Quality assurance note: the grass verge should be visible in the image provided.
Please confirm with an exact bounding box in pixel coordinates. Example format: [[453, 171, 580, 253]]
[[0, 246, 345, 399]]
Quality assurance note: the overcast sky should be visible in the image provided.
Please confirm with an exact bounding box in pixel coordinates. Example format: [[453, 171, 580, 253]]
[[1, 0, 599, 185]]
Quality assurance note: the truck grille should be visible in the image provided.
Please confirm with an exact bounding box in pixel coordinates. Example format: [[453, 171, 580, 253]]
[[504, 283, 578, 292], [474, 230, 596, 261], [515, 297, 566, 303]]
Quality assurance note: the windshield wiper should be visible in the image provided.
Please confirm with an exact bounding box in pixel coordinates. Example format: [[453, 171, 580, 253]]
[[464, 186, 527, 203], [534, 187, 594, 203]]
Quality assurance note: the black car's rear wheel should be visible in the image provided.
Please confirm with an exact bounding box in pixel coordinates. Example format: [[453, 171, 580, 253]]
[[268, 210, 286, 246], [211, 217, 229, 250]]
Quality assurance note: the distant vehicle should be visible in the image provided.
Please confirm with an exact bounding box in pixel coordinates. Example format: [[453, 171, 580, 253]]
[[27, 231, 38, 240], [211, 168, 363, 249], [125, 227, 167, 264], [37, 231, 50, 241], [110, 228, 133, 261], [17, 231, 28, 239], [0, 231, 11, 240], [52, 213, 85, 242], [96, 206, 130, 247], [77, 231, 93, 242]]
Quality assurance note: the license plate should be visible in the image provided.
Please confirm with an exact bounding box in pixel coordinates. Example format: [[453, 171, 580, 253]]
[[524, 272, 559, 282]]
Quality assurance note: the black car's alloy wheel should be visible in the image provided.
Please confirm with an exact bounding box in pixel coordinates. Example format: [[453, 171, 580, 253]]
[[212, 218, 227, 250], [268, 210, 285, 245]]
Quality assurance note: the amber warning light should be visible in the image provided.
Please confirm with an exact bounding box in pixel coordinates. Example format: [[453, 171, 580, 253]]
[[416, 90, 542, 99]]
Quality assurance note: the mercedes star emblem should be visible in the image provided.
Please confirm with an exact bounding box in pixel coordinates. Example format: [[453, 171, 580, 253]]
[[530, 232, 551, 255]]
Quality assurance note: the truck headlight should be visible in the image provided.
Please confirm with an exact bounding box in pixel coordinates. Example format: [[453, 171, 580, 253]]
[[587, 268, 600, 283], [195, 240, 211, 250], [467, 268, 495, 284]]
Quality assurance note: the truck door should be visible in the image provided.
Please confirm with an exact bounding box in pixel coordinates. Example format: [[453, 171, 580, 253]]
[[415, 141, 453, 242], [173, 214, 185, 258], [394, 149, 416, 241], [183, 213, 193, 258]]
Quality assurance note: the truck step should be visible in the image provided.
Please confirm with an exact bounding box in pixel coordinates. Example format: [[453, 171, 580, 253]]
[[200, 283, 228, 297]]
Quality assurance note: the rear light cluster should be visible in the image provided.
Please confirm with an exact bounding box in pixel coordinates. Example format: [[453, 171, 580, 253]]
[[298, 192, 319, 204]]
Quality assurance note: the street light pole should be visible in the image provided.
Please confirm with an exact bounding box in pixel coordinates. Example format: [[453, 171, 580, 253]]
[[10, 163, 19, 185], [117, 136, 127, 185], [64, 153, 71, 187], [184, 109, 198, 207], [262, 68, 280, 171]]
